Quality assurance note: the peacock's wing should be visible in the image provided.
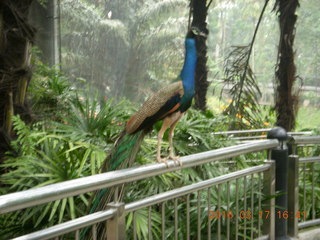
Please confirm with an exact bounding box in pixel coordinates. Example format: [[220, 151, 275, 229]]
[[126, 81, 184, 134]]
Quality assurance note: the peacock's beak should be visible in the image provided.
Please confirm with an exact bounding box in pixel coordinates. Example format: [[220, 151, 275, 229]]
[[191, 26, 207, 37]]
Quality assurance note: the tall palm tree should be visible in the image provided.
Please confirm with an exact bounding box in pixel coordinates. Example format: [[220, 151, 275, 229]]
[[0, 0, 35, 163], [274, 0, 300, 131]]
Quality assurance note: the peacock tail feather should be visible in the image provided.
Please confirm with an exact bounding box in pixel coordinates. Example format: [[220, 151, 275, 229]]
[[80, 130, 146, 239]]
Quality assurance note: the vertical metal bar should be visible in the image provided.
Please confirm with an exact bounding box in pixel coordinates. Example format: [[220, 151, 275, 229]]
[[268, 149, 272, 160], [75, 230, 79, 240], [250, 174, 254, 239], [291, 144, 297, 155], [197, 190, 201, 240], [187, 194, 190, 240], [217, 185, 221, 240], [227, 182, 230, 240], [258, 172, 262, 238], [303, 162, 306, 220], [207, 187, 211, 240], [288, 155, 299, 238], [262, 160, 275, 240], [174, 198, 178, 240], [114, 186, 119, 202], [162, 202, 165, 240], [148, 206, 152, 240], [134, 212, 137, 240], [235, 178, 239, 240], [243, 176, 247, 238], [312, 162, 315, 219], [92, 224, 97, 240]]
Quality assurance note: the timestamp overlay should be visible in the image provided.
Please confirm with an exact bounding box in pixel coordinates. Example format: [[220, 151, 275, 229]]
[[208, 210, 307, 220]]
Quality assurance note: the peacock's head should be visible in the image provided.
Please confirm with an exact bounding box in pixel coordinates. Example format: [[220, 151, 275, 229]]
[[185, 27, 207, 51], [186, 26, 207, 39]]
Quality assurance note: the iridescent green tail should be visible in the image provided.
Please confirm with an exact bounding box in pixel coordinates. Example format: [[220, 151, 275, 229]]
[[80, 130, 146, 239]]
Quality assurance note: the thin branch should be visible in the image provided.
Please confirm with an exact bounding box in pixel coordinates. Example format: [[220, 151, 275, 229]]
[[206, 0, 214, 10], [235, 0, 270, 108]]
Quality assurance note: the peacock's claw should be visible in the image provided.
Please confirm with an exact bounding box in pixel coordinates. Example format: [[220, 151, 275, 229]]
[[168, 155, 182, 166], [157, 157, 169, 167]]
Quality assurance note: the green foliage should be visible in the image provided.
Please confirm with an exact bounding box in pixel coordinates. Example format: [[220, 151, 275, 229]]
[[0, 64, 133, 238], [2, 0, 320, 237], [294, 139, 320, 222], [0, 115, 106, 236], [29, 56, 74, 121], [172, 109, 232, 154], [121, 107, 266, 239], [54, 96, 132, 145], [0, 61, 242, 238], [296, 106, 320, 130], [126, 208, 162, 239], [0, 58, 275, 239], [221, 46, 263, 130], [1, 50, 317, 239]]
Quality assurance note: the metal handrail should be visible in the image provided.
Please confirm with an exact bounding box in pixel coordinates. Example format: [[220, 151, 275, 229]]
[[300, 156, 320, 163], [213, 129, 312, 136], [12, 209, 116, 240], [213, 128, 272, 135], [125, 164, 271, 213], [213, 129, 312, 142], [290, 135, 320, 145], [288, 137, 320, 238], [299, 219, 320, 229], [2, 129, 320, 240], [0, 139, 278, 214], [11, 164, 273, 240]]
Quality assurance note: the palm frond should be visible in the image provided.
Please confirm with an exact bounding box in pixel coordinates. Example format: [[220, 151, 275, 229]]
[[222, 45, 262, 129], [138, 0, 187, 27]]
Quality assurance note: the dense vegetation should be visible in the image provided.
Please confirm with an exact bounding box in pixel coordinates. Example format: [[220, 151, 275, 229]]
[[0, 60, 234, 238], [0, 55, 319, 239], [0, 0, 319, 239]]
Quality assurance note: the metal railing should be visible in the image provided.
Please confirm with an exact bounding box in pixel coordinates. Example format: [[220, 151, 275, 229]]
[[213, 128, 312, 141], [0, 140, 278, 240], [0, 129, 319, 240], [288, 135, 320, 235]]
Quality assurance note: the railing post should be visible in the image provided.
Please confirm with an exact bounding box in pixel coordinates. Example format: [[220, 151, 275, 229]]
[[263, 160, 275, 240], [287, 155, 299, 238], [267, 127, 289, 240], [106, 202, 125, 240]]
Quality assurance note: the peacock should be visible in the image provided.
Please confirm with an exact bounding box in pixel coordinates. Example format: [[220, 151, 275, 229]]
[[81, 27, 205, 239]]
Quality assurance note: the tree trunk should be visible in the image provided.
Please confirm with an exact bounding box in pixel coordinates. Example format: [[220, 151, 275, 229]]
[[0, 0, 35, 162], [191, 0, 209, 111], [29, 0, 61, 67], [274, 0, 300, 131]]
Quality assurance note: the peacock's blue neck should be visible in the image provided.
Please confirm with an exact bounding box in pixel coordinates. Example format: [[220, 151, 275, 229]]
[[180, 38, 197, 98]]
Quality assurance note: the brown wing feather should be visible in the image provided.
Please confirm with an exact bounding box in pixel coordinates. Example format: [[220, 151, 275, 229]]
[[126, 81, 184, 134]]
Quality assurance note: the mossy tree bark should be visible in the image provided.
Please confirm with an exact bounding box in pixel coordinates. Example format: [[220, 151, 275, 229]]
[[191, 0, 209, 111], [274, 0, 300, 131], [0, 0, 35, 163]]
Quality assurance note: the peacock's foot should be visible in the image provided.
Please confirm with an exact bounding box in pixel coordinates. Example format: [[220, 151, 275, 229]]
[[157, 157, 169, 167], [168, 155, 182, 166]]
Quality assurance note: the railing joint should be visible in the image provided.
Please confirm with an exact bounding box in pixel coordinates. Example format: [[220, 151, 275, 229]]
[[106, 201, 126, 240]]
